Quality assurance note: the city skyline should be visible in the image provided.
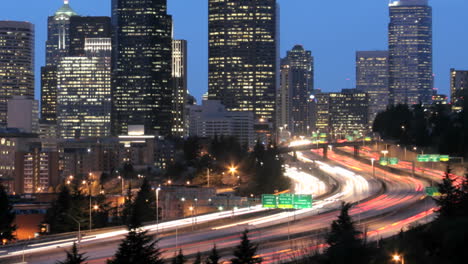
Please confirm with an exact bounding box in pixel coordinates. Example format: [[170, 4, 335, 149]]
[[1, 0, 467, 102]]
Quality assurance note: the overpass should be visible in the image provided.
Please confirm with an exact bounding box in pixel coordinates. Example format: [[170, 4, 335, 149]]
[[280, 140, 378, 159]]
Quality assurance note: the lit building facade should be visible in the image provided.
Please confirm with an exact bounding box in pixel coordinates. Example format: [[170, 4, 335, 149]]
[[111, 0, 173, 136], [57, 38, 111, 139], [41, 1, 78, 123], [279, 45, 314, 135], [328, 89, 369, 135], [356, 51, 389, 125], [188, 100, 255, 148], [450, 69, 468, 112], [388, 0, 433, 105], [69, 16, 111, 56], [208, 0, 278, 134], [314, 93, 330, 132], [172, 40, 188, 138], [0, 21, 35, 127]]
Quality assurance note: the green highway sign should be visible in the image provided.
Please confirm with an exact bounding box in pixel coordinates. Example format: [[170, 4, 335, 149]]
[[262, 194, 277, 208], [417, 154, 430, 162], [425, 187, 441, 197], [278, 194, 294, 209], [379, 157, 388, 166], [428, 154, 440, 162], [312, 132, 318, 138], [319, 139, 327, 144], [346, 135, 354, 141], [319, 133, 327, 138], [417, 154, 450, 162], [364, 137, 372, 142], [293, 194, 313, 209], [389, 157, 399, 165]]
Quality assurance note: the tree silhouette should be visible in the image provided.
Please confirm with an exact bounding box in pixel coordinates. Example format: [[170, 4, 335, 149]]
[[107, 229, 163, 264], [171, 249, 187, 264], [205, 244, 221, 264], [231, 230, 262, 264], [0, 185, 16, 243], [325, 203, 370, 264], [56, 242, 87, 264]]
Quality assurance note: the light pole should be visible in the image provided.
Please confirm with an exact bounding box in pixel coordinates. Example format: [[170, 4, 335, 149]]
[[155, 187, 161, 231], [371, 158, 375, 178], [392, 254, 404, 264], [118, 176, 125, 195], [66, 215, 81, 245]]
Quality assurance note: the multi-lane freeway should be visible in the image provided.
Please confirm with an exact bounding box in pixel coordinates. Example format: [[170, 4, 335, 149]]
[[0, 141, 442, 264]]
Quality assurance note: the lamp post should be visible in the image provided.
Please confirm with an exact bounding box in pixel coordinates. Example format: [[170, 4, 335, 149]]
[[118, 176, 124, 195], [155, 187, 161, 231], [371, 158, 375, 178], [66, 215, 81, 245], [392, 254, 404, 264]]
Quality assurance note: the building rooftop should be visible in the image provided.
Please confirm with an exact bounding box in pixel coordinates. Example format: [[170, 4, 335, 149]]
[[54, 1, 78, 17], [389, 0, 428, 7]]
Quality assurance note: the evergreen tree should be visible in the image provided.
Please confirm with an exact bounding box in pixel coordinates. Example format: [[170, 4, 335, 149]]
[[0, 185, 16, 243], [205, 245, 220, 264], [107, 229, 163, 264], [436, 166, 462, 219], [171, 249, 187, 264], [133, 178, 156, 224], [121, 185, 136, 228], [325, 203, 370, 264], [193, 252, 202, 264], [56, 242, 88, 264], [44, 187, 75, 234], [231, 230, 262, 264]]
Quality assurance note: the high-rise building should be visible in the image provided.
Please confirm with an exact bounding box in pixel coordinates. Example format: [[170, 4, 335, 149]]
[[356, 51, 389, 125], [112, 0, 173, 136], [329, 89, 369, 135], [279, 45, 314, 135], [208, 0, 278, 135], [0, 21, 35, 127], [188, 100, 255, 148], [314, 93, 330, 132], [69, 16, 111, 56], [172, 40, 188, 138], [388, 0, 433, 105], [450, 69, 468, 112], [57, 38, 111, 139], [7, 96, 39, 134], [45, 0, 78, 66]]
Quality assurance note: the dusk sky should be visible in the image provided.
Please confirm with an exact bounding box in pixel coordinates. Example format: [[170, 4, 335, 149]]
[[1, 0, 468, 101]]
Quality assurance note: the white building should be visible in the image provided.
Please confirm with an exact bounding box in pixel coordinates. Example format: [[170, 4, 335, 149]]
[[188, 100, 254, 148], [7, 96, 39, 134]]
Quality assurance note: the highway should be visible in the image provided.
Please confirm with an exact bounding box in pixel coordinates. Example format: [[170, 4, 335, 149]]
[[0, 142, 438, 264]]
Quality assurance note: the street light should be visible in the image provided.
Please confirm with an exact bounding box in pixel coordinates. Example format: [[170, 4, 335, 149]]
[[155, 187, 161, 231], [371, 158, 376, 178], [118, 176, 124, 195], [381, 150, 389, 158], [392, 254, 404, 264]]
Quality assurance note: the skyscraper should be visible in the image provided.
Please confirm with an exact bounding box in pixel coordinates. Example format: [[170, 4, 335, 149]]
[[328, 89, 369, 135], [208, 0, 278, 135], [41, 1, 79, 123], [112, 0, 173, 136], [69, 16, 111, 56], [57, 38, 112, 139], [172, 40, 188, 138], [450, 69, 468, 112], [0, 21, 35, 127], [388, 0, 433, 105], [356, 51, 389, 125], [279, 45, 314, 135]]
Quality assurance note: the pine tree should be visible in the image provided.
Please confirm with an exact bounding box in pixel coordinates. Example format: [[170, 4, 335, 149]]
[[107, 229, 163, 264], [133, 178, 156, 224], [231, 230, 262, 264], [44, 187, 73, 234], [205, 245, 220, 264], [436, 166, 461, 218], [56, 242, 88, 264], [325, 203, 370, 264], [193, 252, 202, 264], [171, 249, 187, 264], [0, 185, 16, 243]]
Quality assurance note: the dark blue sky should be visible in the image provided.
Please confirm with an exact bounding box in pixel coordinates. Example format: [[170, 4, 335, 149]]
[[1, 0, 468, 101]]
